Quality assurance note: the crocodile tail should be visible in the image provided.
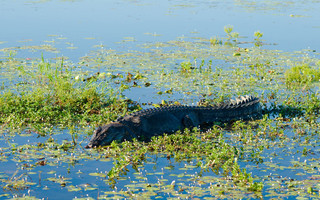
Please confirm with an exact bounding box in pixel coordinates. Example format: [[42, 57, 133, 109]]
[[199, 95, 261, 122]]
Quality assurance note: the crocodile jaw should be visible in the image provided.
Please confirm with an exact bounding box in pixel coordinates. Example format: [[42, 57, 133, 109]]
[[85, 123, 129, 148]]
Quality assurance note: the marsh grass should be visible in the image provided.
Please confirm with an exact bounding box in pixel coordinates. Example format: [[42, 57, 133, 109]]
[[285, 64, 320, 86], [0, 58, 140, 131]]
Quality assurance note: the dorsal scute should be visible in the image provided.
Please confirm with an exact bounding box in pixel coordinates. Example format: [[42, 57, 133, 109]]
[[117, 95, 259, 121], [116, 116, 123, 122]]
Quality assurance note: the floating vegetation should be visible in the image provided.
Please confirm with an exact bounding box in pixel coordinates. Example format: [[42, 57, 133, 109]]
[[0, 44, 58, 53], [1, 27, 320, 199]]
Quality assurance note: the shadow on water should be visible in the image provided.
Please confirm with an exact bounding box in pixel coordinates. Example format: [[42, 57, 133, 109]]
[[262, 105, 304, 119]]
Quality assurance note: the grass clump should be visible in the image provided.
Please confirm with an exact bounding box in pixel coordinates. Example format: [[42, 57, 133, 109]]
[[0, 60, 139, 129], [285, 64, 320, 86], [1, 85, 106, 127]]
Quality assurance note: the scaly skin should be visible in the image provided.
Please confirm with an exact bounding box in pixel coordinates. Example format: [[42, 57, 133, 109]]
[[86, 95, 261, 148]]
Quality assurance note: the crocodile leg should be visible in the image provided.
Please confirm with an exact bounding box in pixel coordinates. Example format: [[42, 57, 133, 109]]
[[182, 113, 199, 128]]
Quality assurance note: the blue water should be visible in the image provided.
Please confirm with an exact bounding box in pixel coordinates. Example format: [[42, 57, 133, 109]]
[[1, 0, 319, 62]]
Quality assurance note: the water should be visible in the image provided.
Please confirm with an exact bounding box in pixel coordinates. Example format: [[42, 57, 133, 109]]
[[1, 0, 319, 62]]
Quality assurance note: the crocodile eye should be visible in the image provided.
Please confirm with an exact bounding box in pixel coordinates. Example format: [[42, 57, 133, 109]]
[[93, 126, 103, 136], [96, 126, 102, 133]]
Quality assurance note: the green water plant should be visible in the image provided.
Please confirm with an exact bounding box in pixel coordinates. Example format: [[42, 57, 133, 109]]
[[0, 59, 140, 131], [210, 36, 223, 45], [254, 31, 263, 46], [231, 160, 263, 192], [103, 127, 245, 186], [180, 61, 193, 72], [254, 31, 263, 40], [2, 170, 36, 191], [224, 25, 234, 39], [285, 64, 320, 86]]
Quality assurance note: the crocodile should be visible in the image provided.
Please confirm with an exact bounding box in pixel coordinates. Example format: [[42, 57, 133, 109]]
[[85, 95, 261, 148]]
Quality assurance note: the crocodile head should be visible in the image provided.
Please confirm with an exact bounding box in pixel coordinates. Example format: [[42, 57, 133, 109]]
[[85, 122, 135, 148]]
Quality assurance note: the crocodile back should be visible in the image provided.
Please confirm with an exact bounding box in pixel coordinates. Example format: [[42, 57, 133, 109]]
[[116, 95, 261, 124]]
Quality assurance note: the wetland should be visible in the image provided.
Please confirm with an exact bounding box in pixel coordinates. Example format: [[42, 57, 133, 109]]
[[1, 0, 320, 199]]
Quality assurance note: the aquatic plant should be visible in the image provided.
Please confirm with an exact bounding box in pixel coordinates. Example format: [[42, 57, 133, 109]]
[[285, 64, 320, 86], [224, 25, 234, 39], [1, 28, 320, 199], [0, 59, 140, 131]]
